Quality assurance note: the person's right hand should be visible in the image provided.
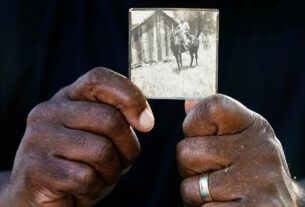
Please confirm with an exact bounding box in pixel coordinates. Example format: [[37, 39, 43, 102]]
[[5, 67, 154, 206]]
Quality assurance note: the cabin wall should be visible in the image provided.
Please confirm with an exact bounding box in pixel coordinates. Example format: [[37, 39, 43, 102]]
[[130, 13, 177, 66]]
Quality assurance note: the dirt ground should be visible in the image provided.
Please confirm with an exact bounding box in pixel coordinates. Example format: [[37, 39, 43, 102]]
[[130, 37, 217, 99]]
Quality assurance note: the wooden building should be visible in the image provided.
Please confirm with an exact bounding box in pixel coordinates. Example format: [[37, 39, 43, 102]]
[[130, 10, 178, 66]]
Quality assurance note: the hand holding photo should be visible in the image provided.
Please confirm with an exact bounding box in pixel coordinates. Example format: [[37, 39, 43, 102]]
[[129, 8, 219, 99]]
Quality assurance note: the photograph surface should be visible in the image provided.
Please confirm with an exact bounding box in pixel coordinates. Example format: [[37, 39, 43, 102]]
[[129, 8, 219, 99]]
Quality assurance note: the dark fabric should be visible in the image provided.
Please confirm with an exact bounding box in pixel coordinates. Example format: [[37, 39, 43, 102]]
[[0, 0, 305, 206]]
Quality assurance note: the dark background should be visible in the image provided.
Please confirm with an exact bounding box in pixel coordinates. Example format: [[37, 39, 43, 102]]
[[0, 0, 305, 206]]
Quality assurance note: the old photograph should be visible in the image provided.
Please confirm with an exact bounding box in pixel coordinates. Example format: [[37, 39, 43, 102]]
[[129, 8, 219, 99]]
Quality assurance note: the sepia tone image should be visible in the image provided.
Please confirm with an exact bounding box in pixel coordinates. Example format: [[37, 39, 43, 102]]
[[129, 8, 219, 99]]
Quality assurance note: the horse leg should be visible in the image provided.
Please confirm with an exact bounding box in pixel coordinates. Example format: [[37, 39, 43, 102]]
[[174, 53, 180, 69], [195, 51, 198, 66], [179, 53, 183, 69], [190, 52, 194, 67]]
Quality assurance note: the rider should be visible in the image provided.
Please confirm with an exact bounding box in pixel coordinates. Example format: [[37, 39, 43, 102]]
[[176, 16, 191, 51]]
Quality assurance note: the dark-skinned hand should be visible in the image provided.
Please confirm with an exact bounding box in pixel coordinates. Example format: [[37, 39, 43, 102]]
[[178, 94, 299, 207], [5, 67, 155, 206]]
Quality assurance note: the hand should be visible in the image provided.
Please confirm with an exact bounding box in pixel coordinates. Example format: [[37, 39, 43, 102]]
[[177, 94, 298, 207], [6, 68, 154, 206]]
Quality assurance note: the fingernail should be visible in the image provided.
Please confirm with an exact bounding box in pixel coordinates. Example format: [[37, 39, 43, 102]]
[[139, 109, 155, 131]]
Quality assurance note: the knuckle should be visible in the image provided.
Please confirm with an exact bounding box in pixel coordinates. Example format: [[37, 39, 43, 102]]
[[182, 119, 190, 135], [23, 161, 37, 181], [119, 89, 145, 111], [84, 67, 106, 84], [94, 139, 115, 163], [78, 167, 96, 187], [27, 102, 53, 124], [125, 142, 141, 164], [83, 67, 146, 112], [176, 139, 191, 169], [182, 95, 227, 134], [83, 67, 122, 87], [256, 137, 284, 167], [180, 179, 189, 200], [22, 153, 46, 184], [123, 149, 140, 167], [206, 94, 224, 104], [205, 94, 250, 123], [105, 107, 126, 132], [204, 94, 228, 113], [176, 139, 188, 161], [252, 114, 274, 135], [121, 129, 141, 164], [180, 178, 196, 206], [22, 127, 43, 151], [182, 116, 192, 134], [266, 140, 282, 159]]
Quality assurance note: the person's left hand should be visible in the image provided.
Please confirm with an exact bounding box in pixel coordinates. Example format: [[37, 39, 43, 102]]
[[177, 94, 298, 207]]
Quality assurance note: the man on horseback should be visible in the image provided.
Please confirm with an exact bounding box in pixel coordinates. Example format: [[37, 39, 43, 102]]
[[171, 15, 200, 69], [176, 16, 191, 52]]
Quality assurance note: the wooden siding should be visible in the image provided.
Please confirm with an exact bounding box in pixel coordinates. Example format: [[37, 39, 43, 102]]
[[130, 11, 177, 66]]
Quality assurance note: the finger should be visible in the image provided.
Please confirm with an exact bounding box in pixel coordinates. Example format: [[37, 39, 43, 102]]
[[177, 136, 235, 178], [46, 100, 141, 166], [208, 166, 242, 202], [185, 100, 200, 114], [180, 168, 242, 207], [183, 94, 255, 137], [28, 156, 106, 201], [202, 201, 241, 207], [74, 184, 115, 207], [50, 128, 123, 186], [52, 67, 154, 132], [180, 175, 203, 207]]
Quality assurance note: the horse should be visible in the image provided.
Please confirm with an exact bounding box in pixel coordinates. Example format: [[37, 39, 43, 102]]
[[170, 29, 184, 70], [170, 29, 200, 70], [187, 33, 200, 67]]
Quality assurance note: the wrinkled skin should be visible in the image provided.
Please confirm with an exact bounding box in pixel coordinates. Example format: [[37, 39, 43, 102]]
[[3, 67, 155, 206], [1, 67, 304, 207], [177, 95, 300, 207]]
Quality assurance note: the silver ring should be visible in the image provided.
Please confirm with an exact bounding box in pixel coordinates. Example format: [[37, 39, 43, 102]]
[[199, 173, 213, 202]]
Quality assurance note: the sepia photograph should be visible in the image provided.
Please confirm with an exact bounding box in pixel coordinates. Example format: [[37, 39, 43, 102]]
[[129, 8, 219, 99]]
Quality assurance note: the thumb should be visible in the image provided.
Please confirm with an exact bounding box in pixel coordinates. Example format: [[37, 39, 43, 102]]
[[184, 100, 200, 114]]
